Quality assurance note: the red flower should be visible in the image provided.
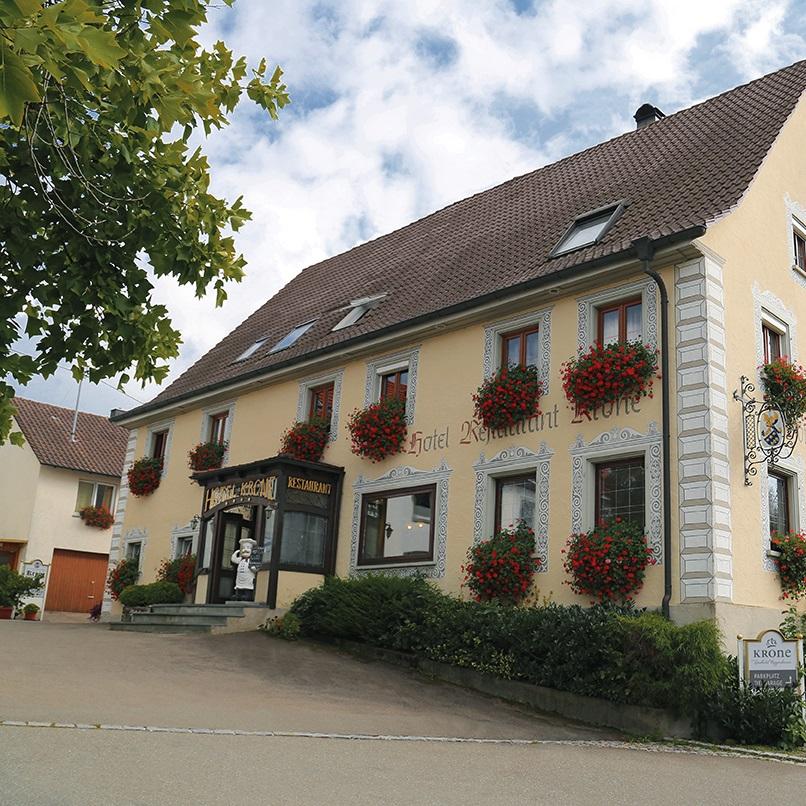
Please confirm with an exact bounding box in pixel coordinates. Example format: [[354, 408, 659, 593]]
[[79, 505, 114, 529], [462, 521, 539, 606], [561, 341, 659, 416], [472, 364, 542, 431], [279, 418, 329, 462], [348, 398, 407, 462], [128, 457, 163, 497], [563, 518, 653, 604], [772, 531, 806, 600], [188, 441, 227, 472]]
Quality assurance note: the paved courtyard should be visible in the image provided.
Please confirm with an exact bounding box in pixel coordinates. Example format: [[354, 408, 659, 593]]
[[2, 620, 805, 805]]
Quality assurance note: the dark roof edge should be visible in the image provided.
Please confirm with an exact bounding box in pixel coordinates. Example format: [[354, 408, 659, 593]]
[[113, 226, 706, 425], [40, 461, 122, 479]]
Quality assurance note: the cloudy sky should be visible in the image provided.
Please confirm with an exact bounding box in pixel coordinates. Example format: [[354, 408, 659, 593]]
[[10, 0, 806, 416]]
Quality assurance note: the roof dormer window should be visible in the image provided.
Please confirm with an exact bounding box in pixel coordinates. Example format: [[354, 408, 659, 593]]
[[269, 320, 316, 354], [550, 203, 623, 257], [235, 338, 267, 362], [332, 294, 387, 332]]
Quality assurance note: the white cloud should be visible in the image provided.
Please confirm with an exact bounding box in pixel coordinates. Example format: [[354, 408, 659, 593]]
[[14, 0, 806, 415]]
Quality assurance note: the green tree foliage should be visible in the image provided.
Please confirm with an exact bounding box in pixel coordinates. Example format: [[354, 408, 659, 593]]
[[0, 0, 289, 442]]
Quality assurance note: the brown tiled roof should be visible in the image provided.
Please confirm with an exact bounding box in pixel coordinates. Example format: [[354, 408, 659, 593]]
[[130, 60, 806, 417], [14, 398, 127, 478]]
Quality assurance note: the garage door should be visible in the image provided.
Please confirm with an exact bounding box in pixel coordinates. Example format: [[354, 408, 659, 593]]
[[45, 549, 109, 613]]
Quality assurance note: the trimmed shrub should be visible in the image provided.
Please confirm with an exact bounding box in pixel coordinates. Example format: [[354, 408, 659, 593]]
[[262, 611, 301, 640], [289, 576, 724, 712], [291, 574, 441, 652], [119, 581, 183, 608], [706, 659, 806, 749]]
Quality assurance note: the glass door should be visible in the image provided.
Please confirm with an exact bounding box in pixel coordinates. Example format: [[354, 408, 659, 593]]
[[210, 508, 254, 603]]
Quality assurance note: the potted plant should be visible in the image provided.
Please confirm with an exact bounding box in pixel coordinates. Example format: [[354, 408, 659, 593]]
[[347, 397, 407, 462], [79, 504, 115, 529], [760, 357, 806, 425], [563, 517, 654, 604], [0, 565, 43, 619], [22, 603, 40, 621], [107, 557, 140, 601], [561, 341, 659, 416], [188, 441, 228, 472], [472, 364, 541, 431], [127, 456, 163, 496], [771, 530, 806, 599], [279, 418, 329, 462], [157, 554, 197, 599], [461, 520, 539, 605]]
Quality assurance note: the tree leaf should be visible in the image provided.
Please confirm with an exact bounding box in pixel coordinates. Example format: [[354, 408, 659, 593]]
[[76, 27, 125, 68], [0, 39, 41, 125]]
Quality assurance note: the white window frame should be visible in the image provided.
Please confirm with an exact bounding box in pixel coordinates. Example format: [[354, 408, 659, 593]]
[[792, 217, 806, 277], [200, 402, 235, 461], [350, 461, 451, 577], [761, 457, 804, 570], [570, 425, 663, 562], [577, 280, 658, 352], [122, 528, 147, 572], [482, 307, 552, 394], [146, 419, 174, 476], [472, 444, 553, 572], [363, 347, 420, 426], [296, 370, 343, 443], [74, 479, 117, 516], [760, 309, 790, 361]]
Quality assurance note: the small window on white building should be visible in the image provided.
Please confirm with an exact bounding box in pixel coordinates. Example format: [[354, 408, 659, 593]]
[[75, 481, 115, 513]]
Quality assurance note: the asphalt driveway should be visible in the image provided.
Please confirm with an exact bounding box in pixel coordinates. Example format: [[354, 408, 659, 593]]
[[0, 620, 608, 739]]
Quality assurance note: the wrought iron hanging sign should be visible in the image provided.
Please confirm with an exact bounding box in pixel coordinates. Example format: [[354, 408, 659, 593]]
[[733, 376, 799, 485]]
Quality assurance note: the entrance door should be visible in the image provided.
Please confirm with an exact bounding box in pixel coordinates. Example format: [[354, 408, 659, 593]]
[[209, 510, 254, 604], [45, 549, 108, 613]]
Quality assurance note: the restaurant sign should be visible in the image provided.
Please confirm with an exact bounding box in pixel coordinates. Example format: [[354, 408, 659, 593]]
[[204, 476, 277, 513], [738, 629, 804, 691]]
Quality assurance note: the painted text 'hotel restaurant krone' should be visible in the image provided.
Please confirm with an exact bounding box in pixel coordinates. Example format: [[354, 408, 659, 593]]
[[105, 61, 806, 641]]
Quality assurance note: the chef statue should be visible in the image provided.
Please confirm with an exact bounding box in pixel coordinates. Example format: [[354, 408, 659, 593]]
[[231, 537, 258, 601]]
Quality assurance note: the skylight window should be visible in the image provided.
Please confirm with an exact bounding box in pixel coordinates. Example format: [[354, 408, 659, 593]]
[[235, 338, 267, 362], [332, 294, 387, 331], [551, 203, 623, 257], [269, 320, 316, 354]]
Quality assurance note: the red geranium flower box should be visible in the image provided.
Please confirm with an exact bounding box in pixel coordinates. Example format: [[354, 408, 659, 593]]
[[348, 397, 407, 462], [472, 364, 541, 431], [127, 457, 163, 497], [761, 357, 806, 424], [80, 505, 114, 529], [188, 441, 227, 472], [563, 517, 654, 604], [462, 521, 539, 606], [772, 530, 806, 600], [561, 341, 658, 417], [279, 418, 329, 463]]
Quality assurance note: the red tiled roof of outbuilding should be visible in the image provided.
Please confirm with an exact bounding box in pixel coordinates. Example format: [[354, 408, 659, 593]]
[[13, 398, 127, 478]]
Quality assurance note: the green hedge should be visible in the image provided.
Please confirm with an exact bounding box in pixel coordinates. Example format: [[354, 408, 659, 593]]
[[119, 581, 183, 608], [289, 575, 805, 747]]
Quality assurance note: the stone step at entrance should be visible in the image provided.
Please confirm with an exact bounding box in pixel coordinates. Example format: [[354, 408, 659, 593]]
[[109, 602, 281, 635]]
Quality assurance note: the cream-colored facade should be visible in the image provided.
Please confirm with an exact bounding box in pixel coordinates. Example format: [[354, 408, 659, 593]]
[[107, 86, 806, 643], [0, 425, 118, 597]]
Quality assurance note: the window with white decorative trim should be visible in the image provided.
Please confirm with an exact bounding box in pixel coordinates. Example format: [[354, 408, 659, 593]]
[[363, 348, 420, 425], [760, 310, 789, 364], [793, 218, 806, 273], [146, 420, 174, 473], [296, 370, 343, 442], [482, 309, 552, 394]]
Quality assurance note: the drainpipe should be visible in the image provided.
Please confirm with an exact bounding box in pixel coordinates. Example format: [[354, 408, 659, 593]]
[[632, 237, 672, 620]]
